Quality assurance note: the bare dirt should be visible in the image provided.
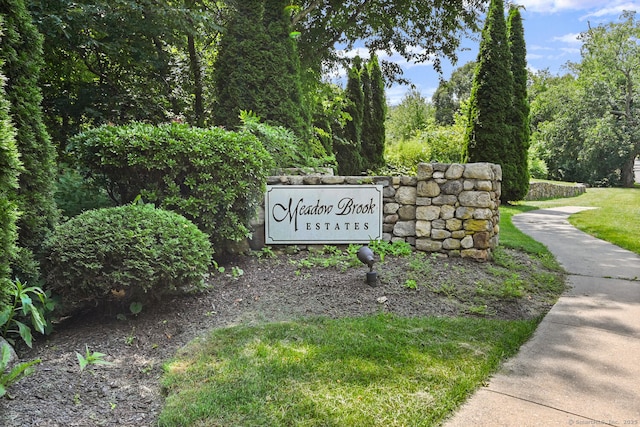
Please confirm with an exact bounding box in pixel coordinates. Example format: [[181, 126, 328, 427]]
[[0, 247, 564, 427]]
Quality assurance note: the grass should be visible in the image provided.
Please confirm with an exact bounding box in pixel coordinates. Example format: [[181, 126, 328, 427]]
[[159, 315, 538, 427]]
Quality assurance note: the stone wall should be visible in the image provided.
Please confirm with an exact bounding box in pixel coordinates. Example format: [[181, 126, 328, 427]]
[[525, 181, 586, 201], [253, 162, 502, 261]]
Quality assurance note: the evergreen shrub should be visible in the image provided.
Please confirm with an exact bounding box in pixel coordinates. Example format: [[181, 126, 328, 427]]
[[68, 122, 273, 250], [43, 204, 212, 315]]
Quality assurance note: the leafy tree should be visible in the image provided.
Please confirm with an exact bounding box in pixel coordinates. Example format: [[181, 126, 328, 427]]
[[212, 1, 265, 130], [463, 0, 514, 202], [433, 61, 476, 125], [29, 0, 223, 149], [530, 73, 585, 182], [386, 88, 433, 143], [260, 0, 309, 139], [361, 54, 386, 171], [0, 59, 21, 304], [335, 57, 364, 175], [291, 0, 486, 81], [308, 81, 351, 160], [530, 12, 640, 187], [506, 5, 530, 200], [0, 0, 58, 271], [575, 11, 640, 187]]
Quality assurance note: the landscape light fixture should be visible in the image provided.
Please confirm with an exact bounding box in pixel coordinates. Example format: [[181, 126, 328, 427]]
[[357, 246, 378, 286]]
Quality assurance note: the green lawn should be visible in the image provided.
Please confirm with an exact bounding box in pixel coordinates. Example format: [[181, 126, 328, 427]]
[[159, 315, 537, 427]]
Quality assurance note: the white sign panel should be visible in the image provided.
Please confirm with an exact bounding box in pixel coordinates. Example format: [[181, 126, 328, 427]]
[[265, 185, 383, 244]]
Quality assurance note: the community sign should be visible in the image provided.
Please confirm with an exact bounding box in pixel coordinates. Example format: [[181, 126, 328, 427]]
[[265, 185, 383, 244]]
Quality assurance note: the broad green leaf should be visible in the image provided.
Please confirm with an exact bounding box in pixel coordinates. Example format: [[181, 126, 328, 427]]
[[0, 306, 11, 328], [1, 342, 11, 367], [15, 321, 33, 348], [30, 308, 46, 335]]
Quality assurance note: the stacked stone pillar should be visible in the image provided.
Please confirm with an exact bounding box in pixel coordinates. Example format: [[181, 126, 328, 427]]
[[383, 162, 501, 261]]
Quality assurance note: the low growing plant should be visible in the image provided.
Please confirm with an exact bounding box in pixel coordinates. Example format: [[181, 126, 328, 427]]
[[0, 341, 40, 398], [76, 345, 112, 372], [0, 279, 55, 348]]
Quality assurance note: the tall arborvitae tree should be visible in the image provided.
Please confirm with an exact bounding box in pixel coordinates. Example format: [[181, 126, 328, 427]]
[[507, 5, 530, 201], [0, 63, 21, 303], [261, 0, 310, 139], [336, 57, 365, 175], [212, 1, 309, 138], [361, 54, 386, 171], [0, 0, 57, 271], [212, 1, 266, 130], [463, 0, 514, 203]]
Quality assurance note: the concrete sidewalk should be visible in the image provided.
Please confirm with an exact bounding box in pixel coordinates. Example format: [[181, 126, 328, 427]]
[[444, 206, 640, 427]]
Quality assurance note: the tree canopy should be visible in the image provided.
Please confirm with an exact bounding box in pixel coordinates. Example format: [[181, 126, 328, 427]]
[[291, 0, 486, 81], [530, 11, 640, 187]]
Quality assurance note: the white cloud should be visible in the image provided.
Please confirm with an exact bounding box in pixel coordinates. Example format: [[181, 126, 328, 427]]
[[582, 2, 640, 19], [552, 33, 582, 44], [516, 0, 639, 14]]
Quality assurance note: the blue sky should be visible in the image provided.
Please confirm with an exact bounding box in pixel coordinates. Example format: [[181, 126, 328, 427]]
[[336, 1, 640, 105]]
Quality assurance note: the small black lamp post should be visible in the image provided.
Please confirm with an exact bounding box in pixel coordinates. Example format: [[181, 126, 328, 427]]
[[357, 246, 377, 286]]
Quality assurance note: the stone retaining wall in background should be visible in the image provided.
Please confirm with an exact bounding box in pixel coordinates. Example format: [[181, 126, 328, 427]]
[[525, 181, 586, 201], [252, 162, 502, 261]]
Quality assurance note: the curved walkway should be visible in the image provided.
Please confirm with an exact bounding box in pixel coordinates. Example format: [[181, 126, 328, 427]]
[[445, 206, 640, 427]]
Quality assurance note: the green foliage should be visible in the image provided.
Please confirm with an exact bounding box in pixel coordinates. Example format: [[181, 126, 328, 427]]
[[385, 88, 433, 146], [213, 1, 309, 138], [30, 0, 225, 148], [239, 111, 335, 170], [0, 341, 40, 398], [506, 5, 530, 201], [530, 12, 640, 187], [54, 168, 114, 218], [68, 122, 273, 250], [0, 66, 21, 305], [403, 279, 418, 289], [0, 279, 54, 348], [360, 55, 386, 171], [464, 0, 514, 202], [43, 204, 212, 315], [367, 239, 413, 261], [0, 0, 58, 258], [129, 302, 143, 315], [336, 57, 365, 175], [386, 100, 466, 172], [432, 61, 476, 125], [76, 345, 112, 372], [294, 1, 486, 80]]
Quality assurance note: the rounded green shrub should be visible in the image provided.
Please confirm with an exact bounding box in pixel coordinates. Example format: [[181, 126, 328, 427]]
[[68, 122, 273, 251], [43, 204, 212, 315]]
